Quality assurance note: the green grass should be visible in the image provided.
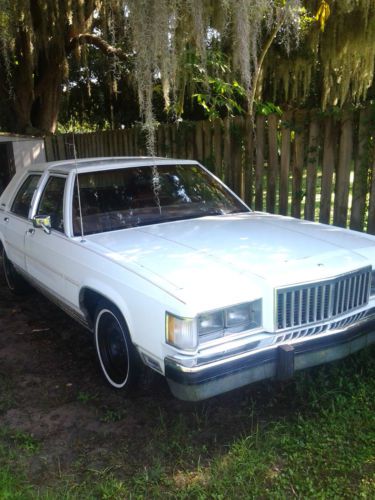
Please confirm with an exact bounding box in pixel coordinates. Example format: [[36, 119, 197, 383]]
[[1, 348, 374, 499]]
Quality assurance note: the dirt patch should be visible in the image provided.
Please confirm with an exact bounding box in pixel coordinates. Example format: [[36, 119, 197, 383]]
[[1, 267, 280, 486]]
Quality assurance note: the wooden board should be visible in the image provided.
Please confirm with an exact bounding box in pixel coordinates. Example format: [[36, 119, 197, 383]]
[[267, 113, 279, 213], [255, 114, 265, 211], [304, 113, 320, 221], [334, 110, 353, 227], [279, 111, 291, 215]]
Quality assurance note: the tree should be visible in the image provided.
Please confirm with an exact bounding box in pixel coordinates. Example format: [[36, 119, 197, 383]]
[[0, 0, 132, 134], [0, 1, 374, 154], [0, 1, 302, 139]]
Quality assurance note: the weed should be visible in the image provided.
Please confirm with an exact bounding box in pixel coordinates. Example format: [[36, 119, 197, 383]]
[[76, 391, 97, 404], [100, 407, 127, 423]]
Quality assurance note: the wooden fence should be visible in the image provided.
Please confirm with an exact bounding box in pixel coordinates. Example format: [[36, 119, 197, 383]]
[[45, 106, 375, 233]]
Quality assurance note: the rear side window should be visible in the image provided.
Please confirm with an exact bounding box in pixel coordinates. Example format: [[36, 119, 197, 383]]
[[11, 174, 41, 218]]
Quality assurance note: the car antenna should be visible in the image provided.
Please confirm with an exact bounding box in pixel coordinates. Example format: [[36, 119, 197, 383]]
[[151, 146, 161, 215], [72, 132, 85, 243]]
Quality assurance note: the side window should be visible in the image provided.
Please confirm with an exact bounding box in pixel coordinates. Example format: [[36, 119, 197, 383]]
[[11, 174, 41, 218], [37, 176, 67, 233]]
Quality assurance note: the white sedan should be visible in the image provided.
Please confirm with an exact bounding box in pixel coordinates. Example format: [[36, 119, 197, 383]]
[[1, 157, 374, 401]]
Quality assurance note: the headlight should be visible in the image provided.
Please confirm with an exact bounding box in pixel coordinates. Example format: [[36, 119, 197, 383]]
[[166, 313, 197, 351], [197, 310, 224, 336], [197, 300, 262, 340], [371, 270, 375, 296]]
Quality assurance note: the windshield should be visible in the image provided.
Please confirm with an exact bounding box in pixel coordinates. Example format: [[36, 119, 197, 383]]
[[73, 163, 249, 236]]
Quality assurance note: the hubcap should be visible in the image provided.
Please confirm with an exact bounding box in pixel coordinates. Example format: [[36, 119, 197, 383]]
[[96, 310, 129, 386]]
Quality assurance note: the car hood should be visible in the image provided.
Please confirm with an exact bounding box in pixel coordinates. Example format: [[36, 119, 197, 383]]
[[86, 212, 374, 310]]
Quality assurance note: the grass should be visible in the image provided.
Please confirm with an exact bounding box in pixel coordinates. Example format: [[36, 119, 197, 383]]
[[0, 347, 374, 498]]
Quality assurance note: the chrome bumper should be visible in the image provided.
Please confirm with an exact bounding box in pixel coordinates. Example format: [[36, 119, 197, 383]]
[[165, 314, 375, 401]]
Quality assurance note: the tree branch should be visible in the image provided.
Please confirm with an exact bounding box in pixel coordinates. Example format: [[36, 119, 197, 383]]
[[248, 10, 287, 117], [67, 33, 132, 62]]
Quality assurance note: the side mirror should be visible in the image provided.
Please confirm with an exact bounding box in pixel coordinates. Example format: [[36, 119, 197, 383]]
[[33, 214, 51, 234]]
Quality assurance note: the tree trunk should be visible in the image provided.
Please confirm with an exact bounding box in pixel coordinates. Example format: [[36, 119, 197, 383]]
[[32, 60, 65, 134]]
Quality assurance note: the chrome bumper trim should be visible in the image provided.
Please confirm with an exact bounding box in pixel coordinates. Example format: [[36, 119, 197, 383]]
[[165, 313, 375, 401]]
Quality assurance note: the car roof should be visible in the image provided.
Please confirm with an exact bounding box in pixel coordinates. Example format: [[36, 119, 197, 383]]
[[29, 157, 199, 175]]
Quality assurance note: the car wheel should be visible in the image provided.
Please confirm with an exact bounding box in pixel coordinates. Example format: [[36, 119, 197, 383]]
[[94, 300, 141, 391], [2, 247, 30, 295]]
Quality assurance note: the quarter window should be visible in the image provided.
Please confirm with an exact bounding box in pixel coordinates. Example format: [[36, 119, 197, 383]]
[[11, 174, 41, 218], [37, 176, 67, 233]]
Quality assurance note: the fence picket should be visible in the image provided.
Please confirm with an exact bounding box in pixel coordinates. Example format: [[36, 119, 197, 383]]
[[203, 121, 212, 164], [350, 109, 370, 230], [267, 113, 278, 213], [280, 111, 291, 215], [243, 116, 253, 206], [195, 121, 203, 161], [319, 116, 336, 224], [255, 114, 265, 211], [42, 104, 374, 233], [213, 119, 222, 178], [292, 110, 306, 219], [305, 113, 320, 221], [223, 117, 231, 187], [368, 146, 375, 234], [334, 110, 353, 227]]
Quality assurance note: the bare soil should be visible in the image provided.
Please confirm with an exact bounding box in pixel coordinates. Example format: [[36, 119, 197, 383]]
[[0, 267, 284, 487]]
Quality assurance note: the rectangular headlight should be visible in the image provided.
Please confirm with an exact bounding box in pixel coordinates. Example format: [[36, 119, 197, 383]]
[[226, 300, 262, 332], [197, 310, 224, 337], [166, 313, 197, 351], [197, 300, 262, 339]]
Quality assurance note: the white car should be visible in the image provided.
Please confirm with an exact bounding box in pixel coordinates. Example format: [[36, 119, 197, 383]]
[[1, 157, 374, 401]]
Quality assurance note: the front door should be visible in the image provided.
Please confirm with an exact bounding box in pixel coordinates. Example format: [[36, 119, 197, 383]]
[[25, 175, 68, 298]]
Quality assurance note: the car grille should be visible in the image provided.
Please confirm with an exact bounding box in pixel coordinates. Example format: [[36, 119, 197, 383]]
[[276, 266, 371, 330]]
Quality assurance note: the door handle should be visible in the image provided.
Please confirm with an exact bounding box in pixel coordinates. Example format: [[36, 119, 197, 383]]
[[27, 228, 35, 235], [3, 217, 9, 223]]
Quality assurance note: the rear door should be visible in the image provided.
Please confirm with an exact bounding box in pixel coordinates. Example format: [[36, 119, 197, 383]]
[[3, 173, 41, 270]]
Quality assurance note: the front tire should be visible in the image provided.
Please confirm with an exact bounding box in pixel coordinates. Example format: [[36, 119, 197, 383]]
[[2, 247, 30, 295], [94, 300, 141, 391]]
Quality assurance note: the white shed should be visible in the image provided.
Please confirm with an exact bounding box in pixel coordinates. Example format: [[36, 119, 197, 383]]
[[0, 134, 45, 194]]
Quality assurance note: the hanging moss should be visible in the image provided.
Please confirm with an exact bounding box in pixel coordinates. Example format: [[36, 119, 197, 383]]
[[264, 0, 375, 108], [0, 1, 373, 149]]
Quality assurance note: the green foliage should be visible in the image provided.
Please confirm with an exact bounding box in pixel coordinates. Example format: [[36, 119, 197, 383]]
[[256, 101, 283, 116], [190, 51, 247, 120], [57, 117, 111, 134], [193, 79, 246, 120]]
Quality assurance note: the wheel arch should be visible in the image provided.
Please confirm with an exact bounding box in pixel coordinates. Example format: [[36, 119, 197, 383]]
[[79, 286, 134, 338]]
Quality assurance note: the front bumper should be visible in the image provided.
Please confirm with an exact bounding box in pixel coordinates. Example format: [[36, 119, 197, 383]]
[[165, 314, 375, 401]]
